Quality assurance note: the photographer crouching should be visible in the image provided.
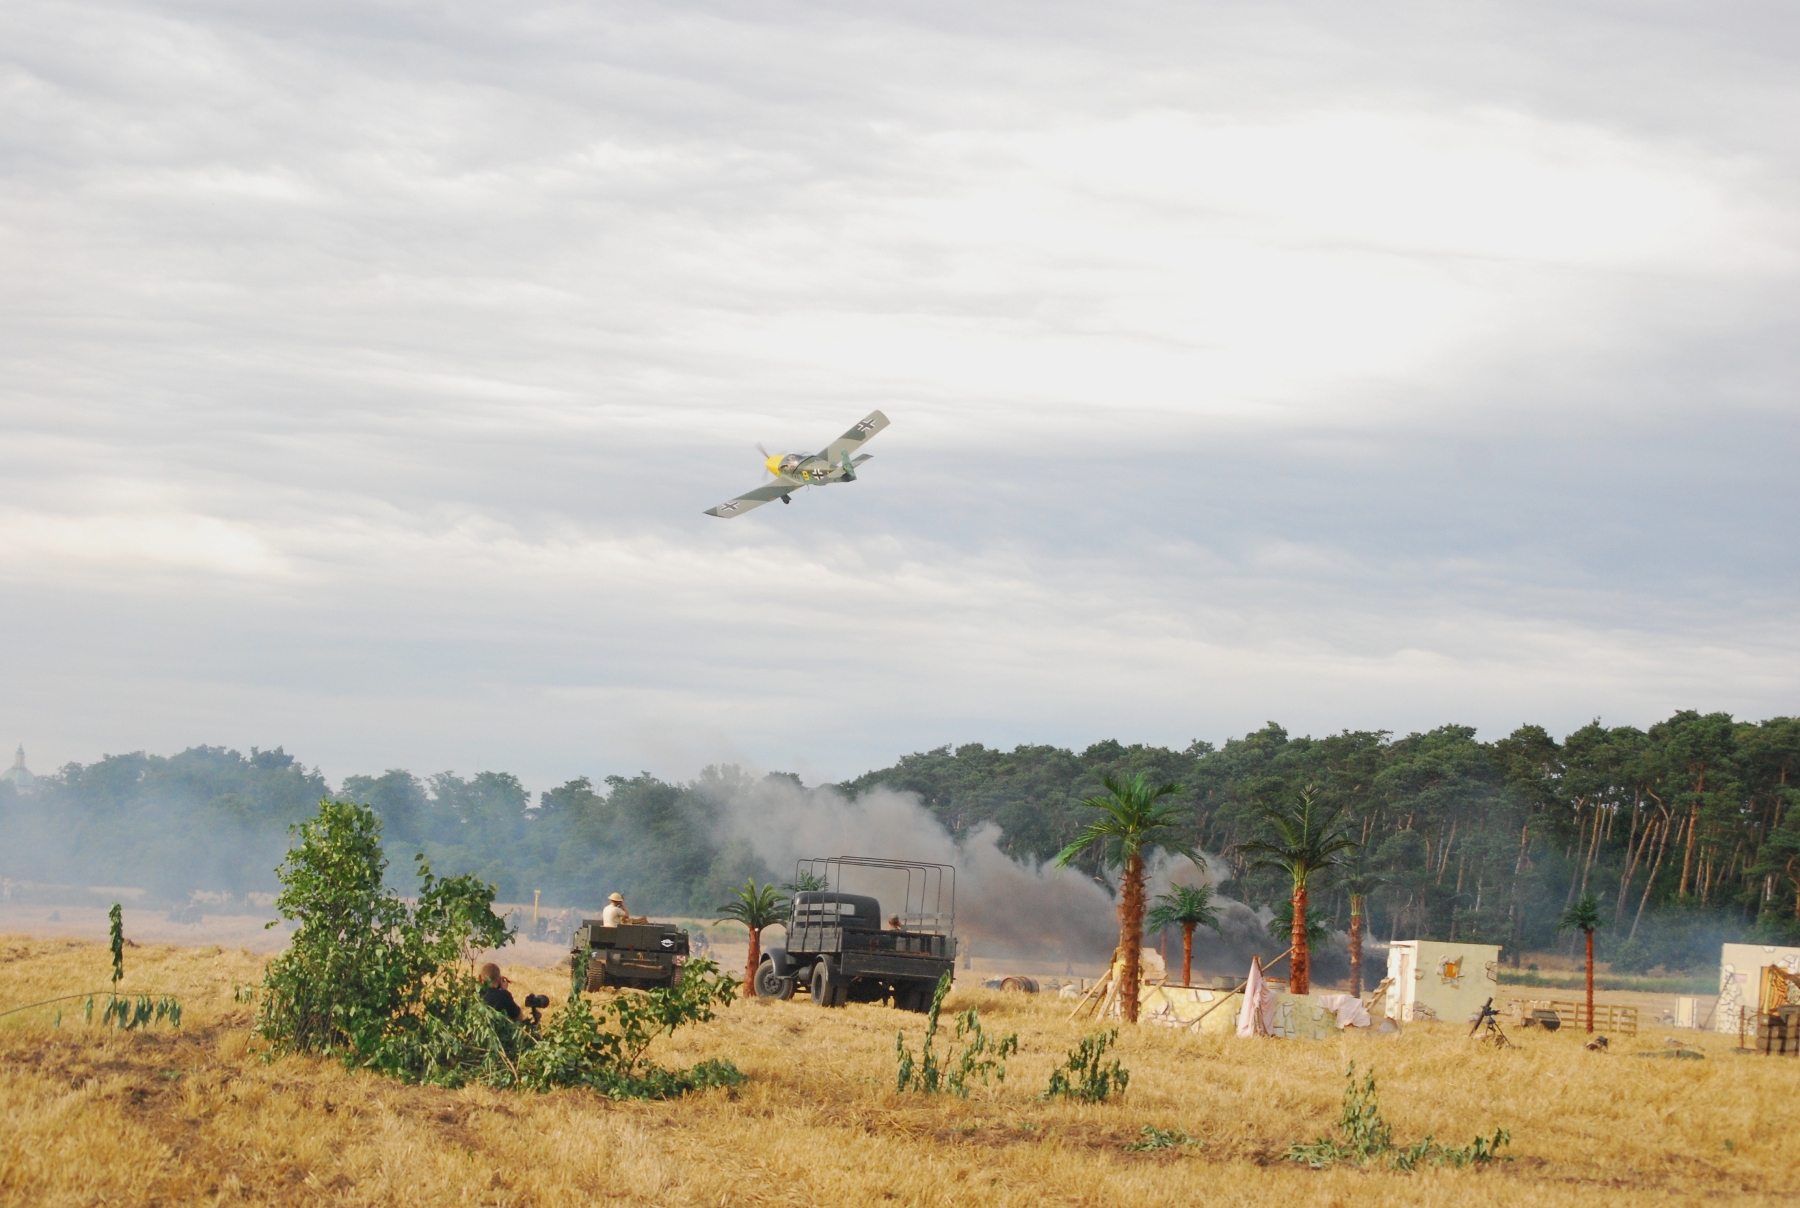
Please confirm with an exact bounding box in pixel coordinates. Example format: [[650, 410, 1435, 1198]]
[[479, 963, 551, 1027]]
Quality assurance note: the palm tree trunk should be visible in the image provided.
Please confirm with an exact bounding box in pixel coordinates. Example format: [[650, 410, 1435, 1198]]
[[745, 926, 761, 999], [1118, 853, 1144, 1023], [1584, 928, 1594, 1033], [1180, 923, 1194, 988], [1348, 894, 1365, 997], [1290, 883, 1310, 996]]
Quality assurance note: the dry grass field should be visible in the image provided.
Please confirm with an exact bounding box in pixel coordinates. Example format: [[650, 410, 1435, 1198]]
[[3, 933, 1797, 1207]]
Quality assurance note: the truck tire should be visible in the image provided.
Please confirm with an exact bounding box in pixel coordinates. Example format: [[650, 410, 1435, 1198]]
[[811, 960, 845, 1008], [897, 983, 930, 1013], [754, 959, 795, 1000]]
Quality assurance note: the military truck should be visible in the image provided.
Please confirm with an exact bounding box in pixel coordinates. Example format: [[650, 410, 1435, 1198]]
[[571, 918, 690, 991], [754, 857, 957, 1011]]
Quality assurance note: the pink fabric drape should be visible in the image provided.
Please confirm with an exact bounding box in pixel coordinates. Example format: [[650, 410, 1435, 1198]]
[[1236, 954, 1276, 1037]]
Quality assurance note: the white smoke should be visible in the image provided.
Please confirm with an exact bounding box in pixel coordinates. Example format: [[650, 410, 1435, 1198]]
[[711, 772, 1346, 977]]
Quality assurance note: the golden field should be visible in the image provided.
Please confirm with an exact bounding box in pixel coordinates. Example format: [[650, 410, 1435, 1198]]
[[2, 933, 1796, 1207]]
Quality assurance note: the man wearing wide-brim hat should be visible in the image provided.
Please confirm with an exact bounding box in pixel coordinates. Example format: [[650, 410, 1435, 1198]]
[[601, 891, 628, 928]]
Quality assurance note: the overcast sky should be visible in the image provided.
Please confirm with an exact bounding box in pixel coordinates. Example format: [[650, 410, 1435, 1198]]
[[3, 1, 1798, 792]]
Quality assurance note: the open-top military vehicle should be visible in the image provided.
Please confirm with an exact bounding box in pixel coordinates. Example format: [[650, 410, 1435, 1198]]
[[571, 918, 690, 992], [754, 857, 957, 1011]]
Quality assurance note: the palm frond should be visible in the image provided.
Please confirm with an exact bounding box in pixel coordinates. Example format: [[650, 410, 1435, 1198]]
[[1052, 773, 1191, 872]]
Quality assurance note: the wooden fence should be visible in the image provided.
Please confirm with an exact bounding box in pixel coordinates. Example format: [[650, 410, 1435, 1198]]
[[1539, 1000, 1638, 1035]]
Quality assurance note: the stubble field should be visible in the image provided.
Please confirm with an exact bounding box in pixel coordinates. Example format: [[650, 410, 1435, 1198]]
[[2, 934, 1795, 1207]]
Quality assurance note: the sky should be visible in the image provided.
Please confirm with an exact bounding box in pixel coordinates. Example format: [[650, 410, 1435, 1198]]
[[3, 0, 1798, 794]]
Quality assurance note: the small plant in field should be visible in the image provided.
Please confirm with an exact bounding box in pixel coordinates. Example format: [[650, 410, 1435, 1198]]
[[85, 902, 182, 1030], [108, 903, 125, 989], [1286, 1062, 1510, 1170], [1041, 1028, 1129, 1102], [1126, 1125, 1201, 1152], [895, 972, 1020, 1098]]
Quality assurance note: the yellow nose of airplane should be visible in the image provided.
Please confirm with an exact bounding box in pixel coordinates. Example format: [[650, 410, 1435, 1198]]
[[766, 454, 784, 476]]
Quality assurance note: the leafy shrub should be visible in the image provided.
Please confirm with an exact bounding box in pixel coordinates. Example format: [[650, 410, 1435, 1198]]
[[257, 797, 741, 1096], [1125, 1125, 1200, 1151], [256, 798, 509, 1065], [516, 959, 743, 1097], [1042, 1028, 1129, 1102], [895, 972, 1019, 1098], [1286, 1062, 1510, 1170]]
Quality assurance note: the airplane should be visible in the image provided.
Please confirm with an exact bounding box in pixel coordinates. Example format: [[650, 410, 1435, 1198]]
[[703, 410, 890, 518]]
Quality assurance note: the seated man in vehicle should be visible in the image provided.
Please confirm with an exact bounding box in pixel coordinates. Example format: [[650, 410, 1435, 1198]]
[[478, 962, 521, 1022], [601, 892, 628, 928]]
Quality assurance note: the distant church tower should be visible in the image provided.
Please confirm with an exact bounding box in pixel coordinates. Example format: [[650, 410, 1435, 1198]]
[[3, 745, 35, 790]]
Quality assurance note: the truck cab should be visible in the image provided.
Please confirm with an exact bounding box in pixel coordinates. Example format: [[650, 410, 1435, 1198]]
[[755, 857, 957, 1011]]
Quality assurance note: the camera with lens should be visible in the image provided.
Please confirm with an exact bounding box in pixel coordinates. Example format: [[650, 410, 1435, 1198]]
[[523, 993, 550, 1009]]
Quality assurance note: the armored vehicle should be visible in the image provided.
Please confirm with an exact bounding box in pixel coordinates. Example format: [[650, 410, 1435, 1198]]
[[571, 919, 690, 991], [754, 857, 957, 1011]]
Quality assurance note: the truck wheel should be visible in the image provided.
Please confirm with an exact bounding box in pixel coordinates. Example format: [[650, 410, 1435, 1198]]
[[754, 959, 794, 1000], [811, 961, 845, 1007], [897, 984, 929, 1013]]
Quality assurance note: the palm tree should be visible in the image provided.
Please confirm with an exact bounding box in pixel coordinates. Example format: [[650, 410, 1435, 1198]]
[[1147, 882, 1221, 988], [1339, 862, 1387, 997], [1557, 893, 1605, 1033], [1235, 785, 1358, 995], [717, 879, 788, 999], [1054, 773, 1192, 1023]]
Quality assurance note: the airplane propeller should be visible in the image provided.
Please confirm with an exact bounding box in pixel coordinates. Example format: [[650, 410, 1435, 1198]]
[[756, 442, 773, 478]]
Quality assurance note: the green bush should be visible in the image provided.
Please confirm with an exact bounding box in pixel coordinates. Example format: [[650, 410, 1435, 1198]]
[[895, 972, 1019, 1098], [1286, 1063, 1509, 1171], [1042, 1028, 1129, 1103], [256, 797, 741, 1096]]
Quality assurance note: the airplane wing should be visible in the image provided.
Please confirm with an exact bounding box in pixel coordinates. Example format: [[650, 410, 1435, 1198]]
[[703, 480, 799, 518], [818, 410, 889, 467]]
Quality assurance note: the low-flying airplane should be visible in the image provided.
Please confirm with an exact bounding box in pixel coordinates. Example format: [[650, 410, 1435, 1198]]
[[703, 410, 890, 518]]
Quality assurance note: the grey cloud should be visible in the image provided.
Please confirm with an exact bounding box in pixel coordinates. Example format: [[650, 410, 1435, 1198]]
[[1, 2, 1798, 786]]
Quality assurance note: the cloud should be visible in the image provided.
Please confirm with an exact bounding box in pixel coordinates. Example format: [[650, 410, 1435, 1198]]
[[0, 1, 1797, 789]]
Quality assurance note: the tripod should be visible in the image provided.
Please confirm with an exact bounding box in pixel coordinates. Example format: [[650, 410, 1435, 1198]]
[[1469, 996, 1511, 1048]]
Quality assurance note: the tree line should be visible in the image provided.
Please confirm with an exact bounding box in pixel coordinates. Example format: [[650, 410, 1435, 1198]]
[[2, 710, 1795, 972]]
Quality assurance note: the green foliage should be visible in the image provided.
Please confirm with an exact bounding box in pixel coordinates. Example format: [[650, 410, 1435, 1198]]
[[1146, 883, 1221, 936], [716, 879, 788, 933], [1054, 774, 1193, 872], [1041, 1028, 1129, 1103], [1286, 1063, 1510, 1171], [257, 797, 741, 1097], [108, 903, 124, 989], [1236, 784, 1358, 894], [256, 798, 510, 1061], [895, 972, 1019, 1098], [20, 707, 1800, 969], [518, 960, 744, 1097], [781, 870, 829, 895], [1125, 1125, 1201, 1151], [1558, 893, 1605, 935], [2, 745, 329, 897], [85, 993, 182, 1030]]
